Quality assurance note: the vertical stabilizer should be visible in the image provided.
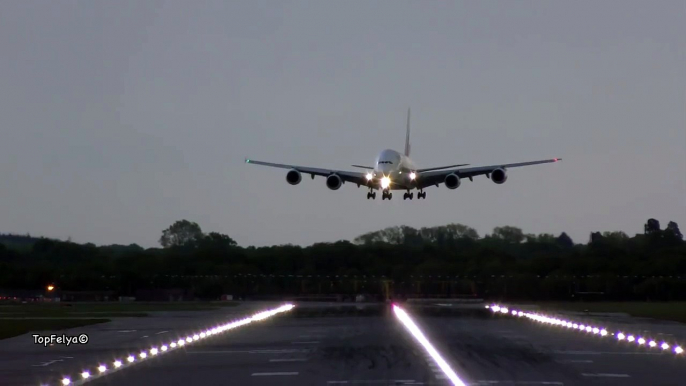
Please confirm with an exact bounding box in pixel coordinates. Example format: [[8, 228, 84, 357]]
[[404, 107, 411, 157]]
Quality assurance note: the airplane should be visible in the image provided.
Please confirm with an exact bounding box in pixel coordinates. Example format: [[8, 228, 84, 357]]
[[245, 109, 561, 200]]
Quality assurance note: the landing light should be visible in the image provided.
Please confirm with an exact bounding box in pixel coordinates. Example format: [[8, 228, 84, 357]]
[[366, 173, 373, 181], [380, 176, 391, 189], [409, 172, 416, 180]]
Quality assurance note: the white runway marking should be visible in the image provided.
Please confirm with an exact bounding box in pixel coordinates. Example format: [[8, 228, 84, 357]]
[[188, 349, 308, 354], [556, 359, 594, 363], [155, 330, 168, 335], [251, 372, 299, 376], [291, 341, 319, 344], [269, 358, 307, 362], [117, 330, 135, 333], [553, 350, 662, 355], [581, 373, 630, 378], [327, 381, 418, 385], [32, 359, 63, 367], [140, 335, 149, 339], [471, 382, 563, 385]]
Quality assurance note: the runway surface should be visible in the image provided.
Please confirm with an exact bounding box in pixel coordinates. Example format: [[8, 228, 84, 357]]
[[1, 302, 685, 386]]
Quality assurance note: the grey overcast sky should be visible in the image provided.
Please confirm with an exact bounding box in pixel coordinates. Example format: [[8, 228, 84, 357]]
[[0, 1, 684, 248]]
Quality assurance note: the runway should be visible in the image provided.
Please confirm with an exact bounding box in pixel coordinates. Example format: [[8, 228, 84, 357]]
[[1, 302, 685, 386]]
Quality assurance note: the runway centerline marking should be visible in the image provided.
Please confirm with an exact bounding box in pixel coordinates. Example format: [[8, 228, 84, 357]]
[[269, 358, 307, 362], [291, 341, 319, 344], [392, 304, 467, 386], [251, 372, 299, 376], [581, 373, 630, 378], [155, 331, 168, 335]]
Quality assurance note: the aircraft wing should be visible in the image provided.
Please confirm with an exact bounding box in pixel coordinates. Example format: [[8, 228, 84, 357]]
[[416, 163, 470, 173], [416, 158, 561, 189], [245, 158, 370, 186]]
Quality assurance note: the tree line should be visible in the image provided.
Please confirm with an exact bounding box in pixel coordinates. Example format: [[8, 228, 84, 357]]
[[0, 219, 684, 301]]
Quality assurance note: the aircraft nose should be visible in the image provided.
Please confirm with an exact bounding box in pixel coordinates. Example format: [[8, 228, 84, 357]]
[[379, 165, 392, 175]]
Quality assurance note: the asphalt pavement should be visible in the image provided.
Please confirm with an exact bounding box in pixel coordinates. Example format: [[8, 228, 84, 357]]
[[1, 302, 685, 386]]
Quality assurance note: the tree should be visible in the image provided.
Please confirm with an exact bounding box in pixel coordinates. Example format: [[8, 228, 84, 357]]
[[645, 218, 661, 234], [492, 226, 525, 244], [666, 221, 683, 240], [199, 232, 238, 249], [556, 232, 574, 248], [159, 220, 203, 248]]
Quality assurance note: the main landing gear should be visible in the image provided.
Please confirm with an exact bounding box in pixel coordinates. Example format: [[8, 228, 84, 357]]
[[417, 190, 426, 200], [366, 191, 377, 200], [381, 190, 393, 200]]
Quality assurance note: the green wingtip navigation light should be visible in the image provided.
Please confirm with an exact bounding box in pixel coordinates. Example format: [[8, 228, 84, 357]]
[[245, 158, 250, 163]]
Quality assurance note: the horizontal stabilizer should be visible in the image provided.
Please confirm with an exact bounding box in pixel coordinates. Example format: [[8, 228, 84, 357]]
[[417, 164, 470, 173]]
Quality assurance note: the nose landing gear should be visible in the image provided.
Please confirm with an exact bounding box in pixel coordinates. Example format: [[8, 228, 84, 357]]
[[366, 191, 377, 200], [403, 191, 414, 200], [417, 190, 426, 199], [381, 190, 393, 200]]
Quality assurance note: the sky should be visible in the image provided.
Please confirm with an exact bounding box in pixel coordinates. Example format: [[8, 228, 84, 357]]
[[0, 1, 684, 248]]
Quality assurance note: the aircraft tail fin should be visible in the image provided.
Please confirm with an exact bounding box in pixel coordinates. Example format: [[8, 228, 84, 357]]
[[404, 107, 411, 157]]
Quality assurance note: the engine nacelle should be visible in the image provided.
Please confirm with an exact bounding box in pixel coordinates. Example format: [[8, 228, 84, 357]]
[[286, 169, 302, 185], [491, 168, 507, 184], [326, 174, 343, 190], [444, 173, 461, 189]]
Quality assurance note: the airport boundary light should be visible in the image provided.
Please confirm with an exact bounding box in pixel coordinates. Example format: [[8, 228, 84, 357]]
[[486, 304, 683, 358], [53, 303, 295, 386], [393, 304, 467, 386]]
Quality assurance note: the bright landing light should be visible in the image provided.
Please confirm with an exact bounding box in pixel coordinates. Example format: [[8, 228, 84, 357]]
[[366, 172, 373, 181], [409, 172, 416, 180], [393, 304, 467, 386], [380, 176, 391, 189]]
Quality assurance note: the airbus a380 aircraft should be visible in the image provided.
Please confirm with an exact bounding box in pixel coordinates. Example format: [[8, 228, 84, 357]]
[[246, 109, 561, 200]]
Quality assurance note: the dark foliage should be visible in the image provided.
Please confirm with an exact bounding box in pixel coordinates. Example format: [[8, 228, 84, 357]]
[[1, 220, 684, 301]]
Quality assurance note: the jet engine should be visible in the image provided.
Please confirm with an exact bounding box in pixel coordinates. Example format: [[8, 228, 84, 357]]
[[286, 169, 302, 185], [444, 173, 461, 189], [326, 174, 343, 190], [491, 168, 507, 184]]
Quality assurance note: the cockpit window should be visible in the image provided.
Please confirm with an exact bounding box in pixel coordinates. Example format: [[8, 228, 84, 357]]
[[378, 161, 393, 164]]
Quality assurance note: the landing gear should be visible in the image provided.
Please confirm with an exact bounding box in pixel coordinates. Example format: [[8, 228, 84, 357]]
[[366, 191, 377, 200], [417, 191, 426, 199], [381, 190, 393, 200], [403, 192, 414, 200]]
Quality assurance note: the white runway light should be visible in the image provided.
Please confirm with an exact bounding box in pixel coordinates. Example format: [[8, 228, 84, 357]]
[[47, 303, 295, 386], [488, 303, 684, 360], [393, 304, 467, 386]]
